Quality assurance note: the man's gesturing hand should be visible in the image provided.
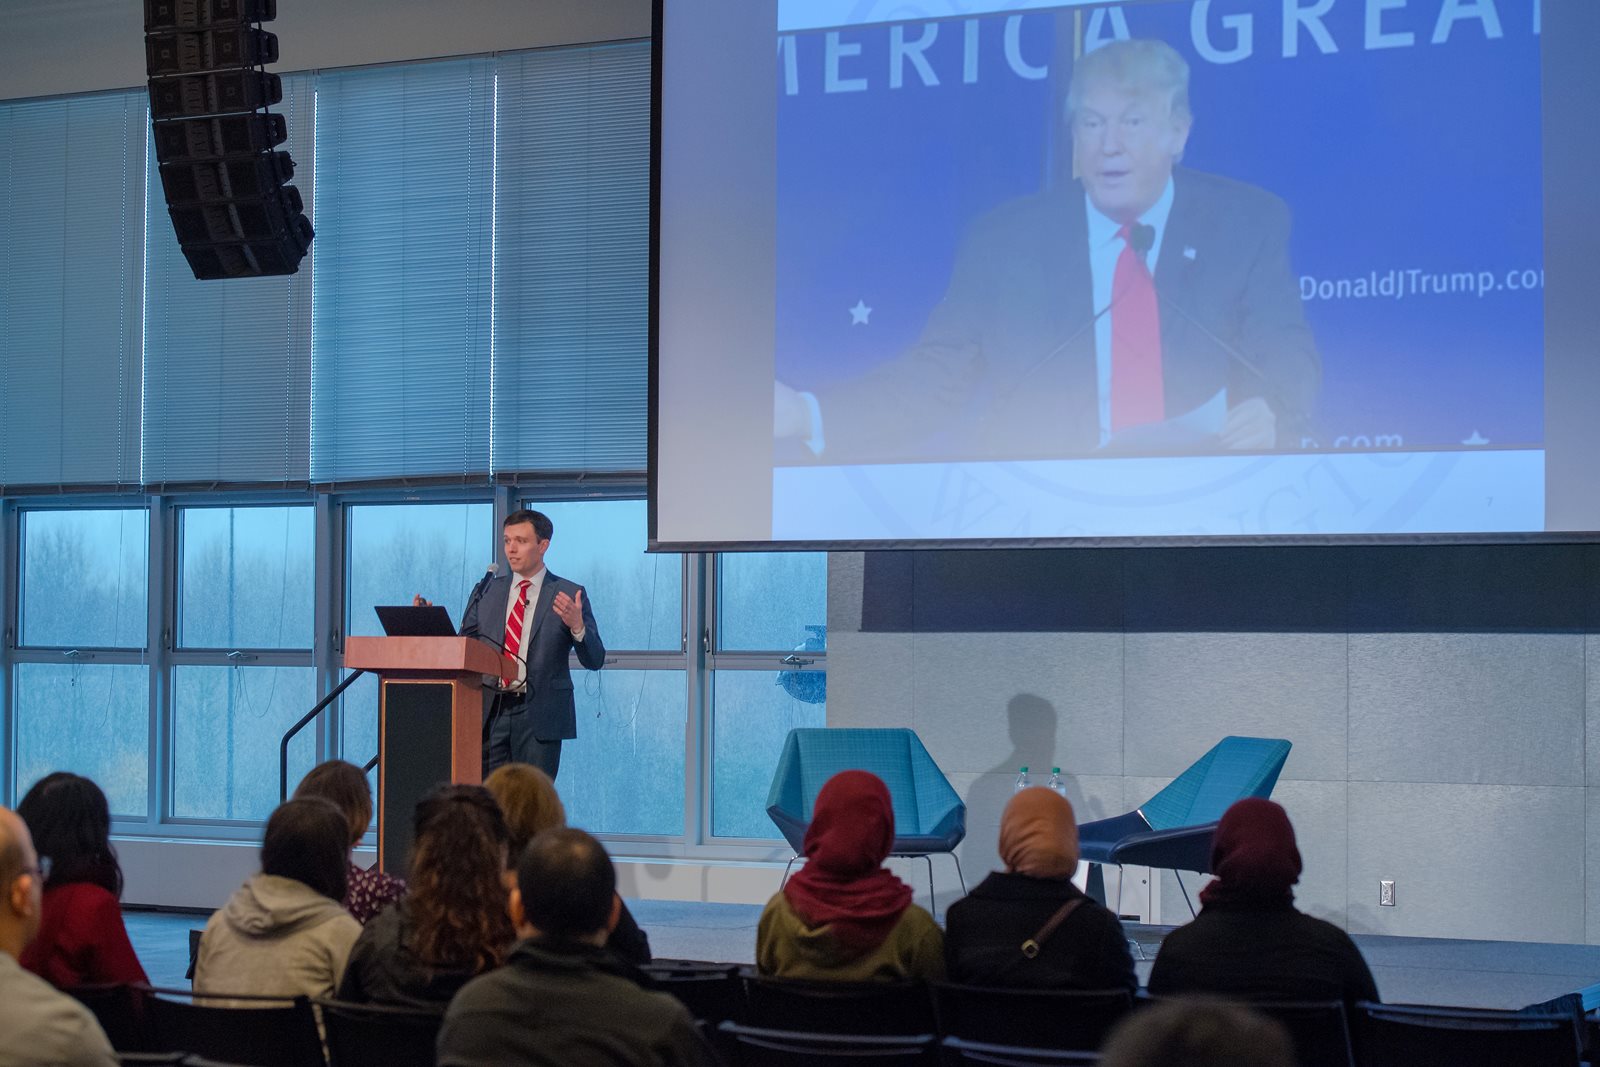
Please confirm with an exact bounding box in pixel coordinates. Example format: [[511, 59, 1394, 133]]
[[552, 588, 585, 633]]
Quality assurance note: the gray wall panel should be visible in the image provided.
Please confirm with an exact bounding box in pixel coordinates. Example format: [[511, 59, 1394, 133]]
[[824, 631, 916, 729], [827, 552, 867, 635], [1590, 788, 1600, 945], [1349, 633, 1585, 786], [1123, 633, 1348, 781], [910, 632, 1124, 778], [1347, 782, 1584, 943]]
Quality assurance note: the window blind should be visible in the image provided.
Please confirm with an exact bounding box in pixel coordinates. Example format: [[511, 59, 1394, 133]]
[[0, 90, 145, 491], [310, 57, 494, 485], [490, 41, 650, 477], [141, 74, 314, 489]]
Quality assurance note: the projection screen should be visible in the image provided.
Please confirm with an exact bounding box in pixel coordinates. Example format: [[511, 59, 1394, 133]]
[[651, 0, 1600, 549]]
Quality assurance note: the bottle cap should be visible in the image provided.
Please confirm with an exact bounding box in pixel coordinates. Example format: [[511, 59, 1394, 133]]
[[1052, 767, 1061, 774], [1019, 766, 1029, 773]]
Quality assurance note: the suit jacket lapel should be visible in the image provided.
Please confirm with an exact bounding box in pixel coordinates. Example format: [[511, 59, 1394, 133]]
[[1154, 171, 1201, 362], [1049, 186, 1095, 350], [525, 570, 560, 647], [479, 575, 510, 640]]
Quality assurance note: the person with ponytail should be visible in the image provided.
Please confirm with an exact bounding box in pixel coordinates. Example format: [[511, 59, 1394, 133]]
[[755, 770, 944, 982], [338, 785, 516, 1008], [16, 773, 148, 989], [1147, 798, 1378, 1007]]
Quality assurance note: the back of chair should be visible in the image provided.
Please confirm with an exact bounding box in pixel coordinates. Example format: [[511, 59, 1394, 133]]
[[716, 1022, 938, 1066], [933, 984, 1132, 1051], [941, 1037, 1102, 1066], [71, 982, 152, 1052], [641, 963, 746, 1025], [317, 999, 444, 1067], [144, 992, 326, 1067], [745, 976, 937, 1036], [1355, 1002, 1581, 1067], [1140, 737, 1291, 831], [1249, 1000, 1354, 1067]]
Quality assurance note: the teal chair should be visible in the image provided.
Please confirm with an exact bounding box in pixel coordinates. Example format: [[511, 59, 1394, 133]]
[[1077, 735, 1292, 916], [767, 728, 967, 910]]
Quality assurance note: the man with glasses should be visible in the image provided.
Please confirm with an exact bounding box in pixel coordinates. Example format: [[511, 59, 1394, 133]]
[[0, 806, 117, 1066]]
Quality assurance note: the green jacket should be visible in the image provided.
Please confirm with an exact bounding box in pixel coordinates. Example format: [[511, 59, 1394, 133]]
[[755, 892, 946, 983]]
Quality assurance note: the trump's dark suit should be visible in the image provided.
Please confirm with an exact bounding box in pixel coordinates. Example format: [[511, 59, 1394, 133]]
[[462, 569, 604, 778], [812, 168, 1321, 463]]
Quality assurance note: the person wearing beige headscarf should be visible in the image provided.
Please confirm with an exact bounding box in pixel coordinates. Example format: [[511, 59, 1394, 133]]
[[944, 787, 1135, 991]]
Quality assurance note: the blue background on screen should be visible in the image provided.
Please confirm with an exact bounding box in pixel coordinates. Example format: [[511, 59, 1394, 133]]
[[774, 0, 1543, 451]]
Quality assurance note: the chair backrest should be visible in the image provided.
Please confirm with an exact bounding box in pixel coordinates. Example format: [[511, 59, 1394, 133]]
[[316, 999, 444, 1067], [71, 983, 152, 1052], [1139, 736, 1292, 831], [766, 728, 964, 849], [143, 991, 326, 1067], [716, 1022, 939, 1066], [933, 984, 1132, 1051], [641, 963, 746, 1025], [745, 976, 937, 1036], [941, 1037, 1102, 1065], [1355, 1002, 1581, 1067], [1248, 1000, 1354, 1067]]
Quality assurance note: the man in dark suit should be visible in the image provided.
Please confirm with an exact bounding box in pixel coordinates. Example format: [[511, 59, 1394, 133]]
[[775, 37, 1320, 463], [422, 509, 604, 780]]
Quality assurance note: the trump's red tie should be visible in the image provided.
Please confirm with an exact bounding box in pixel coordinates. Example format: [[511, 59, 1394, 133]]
[[503, 579, 532, 667], [1111, 223, 1164, 431]]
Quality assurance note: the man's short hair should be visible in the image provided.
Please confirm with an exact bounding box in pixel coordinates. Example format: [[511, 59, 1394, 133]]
[[261, 797, 350, 902], [1101, 997, 1293, 1067], [516, 827, 614, 940], [504, 509, 553, 543], [1066, 37, 1192, 126]]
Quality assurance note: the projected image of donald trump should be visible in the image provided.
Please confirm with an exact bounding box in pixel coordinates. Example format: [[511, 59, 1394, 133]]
[[774, 36, 1321, 464]]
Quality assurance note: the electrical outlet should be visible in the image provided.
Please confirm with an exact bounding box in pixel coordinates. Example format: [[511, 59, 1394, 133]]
[[1379, 879, 1396, 906]]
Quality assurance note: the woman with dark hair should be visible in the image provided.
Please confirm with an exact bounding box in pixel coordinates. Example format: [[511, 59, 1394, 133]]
[[293, 759, 406, 923], [337, 784, 516, 1008], [944, 787, 1135, 991], [484, 763, 652, 965], [16, 772, 149, 988], [1147, 798, 1379, 1008], [756, 770, 944, 982], [193, 797, 361, 1002]]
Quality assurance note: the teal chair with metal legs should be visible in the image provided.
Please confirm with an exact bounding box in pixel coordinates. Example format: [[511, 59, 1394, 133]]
[[1077, 735, 1292, 916], [767, 728, 967, 911]]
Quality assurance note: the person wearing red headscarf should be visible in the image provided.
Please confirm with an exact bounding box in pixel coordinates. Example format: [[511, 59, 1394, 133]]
[[1147, 798, 1377, 1007], [756, 770, 945, 982]]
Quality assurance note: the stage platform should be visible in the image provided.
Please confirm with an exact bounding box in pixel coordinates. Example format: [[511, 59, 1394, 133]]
[[127, 901, 1600, 1010]]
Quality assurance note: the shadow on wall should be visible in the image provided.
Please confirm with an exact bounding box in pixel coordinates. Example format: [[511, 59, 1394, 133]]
[[957, 693, 1113, 879]]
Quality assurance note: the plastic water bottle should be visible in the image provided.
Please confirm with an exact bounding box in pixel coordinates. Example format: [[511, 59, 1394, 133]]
[[1014, 766, 1031, 793], [1047, 767, 1068, 800]]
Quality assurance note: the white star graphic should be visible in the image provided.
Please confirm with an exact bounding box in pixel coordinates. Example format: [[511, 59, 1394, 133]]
[[849, 300, 872, 325]]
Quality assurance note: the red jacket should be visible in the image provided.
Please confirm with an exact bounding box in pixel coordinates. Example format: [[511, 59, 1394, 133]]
[[20, 882, 148, 989]]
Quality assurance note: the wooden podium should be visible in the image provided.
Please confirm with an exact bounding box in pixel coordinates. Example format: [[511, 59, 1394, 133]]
[[344, 636, 514, 875]]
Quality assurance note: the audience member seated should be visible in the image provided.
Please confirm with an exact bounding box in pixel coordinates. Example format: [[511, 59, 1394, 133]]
[[1100, 996, 1294, 1067], [0, 806, 117, 1067], [437, 828, 717, 1067], [756, 770, 945, 983], [944, 786, 1135, 992], [194, 797, 362, 1002], [485, 762, 651, 965], [1147, 798, 1379, 1007], [293, 760, 405, 924], [338, 785, 514, 1008], [15, 772, 148, 989]]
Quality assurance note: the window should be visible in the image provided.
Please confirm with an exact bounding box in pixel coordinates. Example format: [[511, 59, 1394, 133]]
[[20, 509, 147, 649], [179, 506, 313, 650], [710, 553, 828, 839], [343, 502, 494, 763], [538, 500, 680, 652], [15, 664, 148, 817], [171, 665, 317, 821]]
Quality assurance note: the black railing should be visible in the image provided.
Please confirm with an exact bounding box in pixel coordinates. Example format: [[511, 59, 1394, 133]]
[[278, 670, 367, 802]]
